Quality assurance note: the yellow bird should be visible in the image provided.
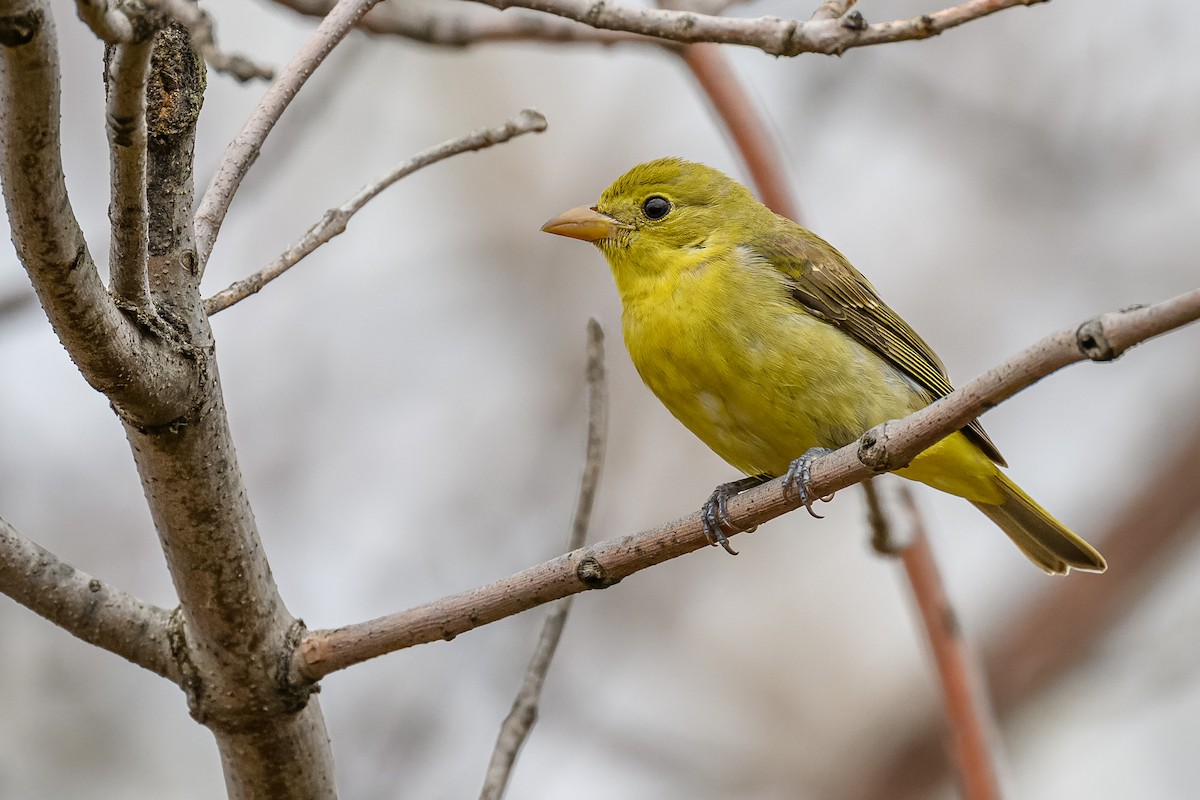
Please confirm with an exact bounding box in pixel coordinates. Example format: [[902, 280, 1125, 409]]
[[542, 158, 1105, 574]]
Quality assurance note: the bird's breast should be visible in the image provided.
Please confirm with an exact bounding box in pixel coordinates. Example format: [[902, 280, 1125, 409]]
[[618, 253, 925, 476]]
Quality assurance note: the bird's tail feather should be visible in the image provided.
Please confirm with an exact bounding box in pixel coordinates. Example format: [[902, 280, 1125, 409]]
[[970, 474, 1106, 575]]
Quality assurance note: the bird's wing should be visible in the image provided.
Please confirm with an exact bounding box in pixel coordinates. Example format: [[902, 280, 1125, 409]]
[[750, 227, 1006, 466]]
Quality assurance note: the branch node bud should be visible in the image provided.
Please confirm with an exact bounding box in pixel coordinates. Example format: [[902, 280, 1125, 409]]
[[1076, 319, 1118, 361], [858, 422, 894, 472], [576, 555, 617, 589]]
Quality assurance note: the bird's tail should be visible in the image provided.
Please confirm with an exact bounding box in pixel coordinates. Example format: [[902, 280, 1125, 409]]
[[970, 473, 1106, 575]]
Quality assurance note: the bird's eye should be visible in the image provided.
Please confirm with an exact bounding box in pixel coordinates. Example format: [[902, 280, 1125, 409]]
[[642, 196, 671, 220]]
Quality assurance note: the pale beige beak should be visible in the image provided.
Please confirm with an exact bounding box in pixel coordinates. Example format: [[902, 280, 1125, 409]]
[[541, 205, 631, 242]]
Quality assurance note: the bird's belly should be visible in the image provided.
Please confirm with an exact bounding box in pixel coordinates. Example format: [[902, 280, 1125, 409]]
[[624, 306, 925, 477]]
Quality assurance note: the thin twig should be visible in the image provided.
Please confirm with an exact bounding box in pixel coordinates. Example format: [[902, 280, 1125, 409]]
[[479, 319, 608, 800], [203, 108, 548, 315], [193, 0, 386, 272], [679, 43, 800, 222], [0, 515, 180, 681], [148, 0, 274, 82], [106, 38, 153, 309], [849, 413, 1200, 800], [291, 287, 1200, 683], [75, 0, 133, 43], [465, 0, 1047, 57], [897, 487, 1003, 800]]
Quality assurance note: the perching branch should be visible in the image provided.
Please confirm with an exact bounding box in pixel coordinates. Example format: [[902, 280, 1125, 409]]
[[0, 0, 199, 429], [193, 0, 386, 272], [0, 515, 180, 682], [479, 319, 608, 800], [292, 286, 1200, 683], [105, 37, 153, 310], [464, 0, 1045, 57], [203, 108, 549, 315]]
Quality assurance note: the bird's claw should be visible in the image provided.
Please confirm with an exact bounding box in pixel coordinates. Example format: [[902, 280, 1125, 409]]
[[701, 477, 765, 555], [701, 492, 738, 555], [782, 448, 834, 518]]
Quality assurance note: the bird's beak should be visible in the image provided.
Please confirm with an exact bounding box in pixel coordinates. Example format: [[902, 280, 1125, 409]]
[[541, 205, 632, 242]]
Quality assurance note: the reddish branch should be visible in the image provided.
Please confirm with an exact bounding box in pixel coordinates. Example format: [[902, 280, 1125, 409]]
[[679, 43, 800, 221], [897, 488, 1002, 800], [849, 412, 1200, 800]]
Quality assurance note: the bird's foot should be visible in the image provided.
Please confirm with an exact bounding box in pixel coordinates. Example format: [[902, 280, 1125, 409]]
[[701, 476, 768, 556], [782, 448, 834, 518]]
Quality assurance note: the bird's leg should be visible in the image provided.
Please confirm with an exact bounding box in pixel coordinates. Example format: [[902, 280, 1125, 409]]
[[701, 475, 770, 555], [782, 448, 834, 518]]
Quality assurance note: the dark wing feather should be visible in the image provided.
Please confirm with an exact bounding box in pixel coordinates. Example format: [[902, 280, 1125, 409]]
[[751, 227, 1006, 466]]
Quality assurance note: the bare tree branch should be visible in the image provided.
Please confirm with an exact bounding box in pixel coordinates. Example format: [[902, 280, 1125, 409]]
[[293, 288, 1200, 682], [896, 487, 1002, 800], [193, 0, 385, 272], [148, 0, 273, 82], [462, 0, 1046, 57], [273, 0, 649, 47], [105, 37, 153, 309], [0, 515, 180, 682], [203, 108, 548, 315], [479, 319, 608, 800], [0, 0, 200, 429]]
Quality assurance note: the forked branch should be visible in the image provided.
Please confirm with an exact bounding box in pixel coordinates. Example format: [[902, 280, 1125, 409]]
[[193, 0, 386, 271], [0, 0, 198, 428], [204, 108, 548, 315]]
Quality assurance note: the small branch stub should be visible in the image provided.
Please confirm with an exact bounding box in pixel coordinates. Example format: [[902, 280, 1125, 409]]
[[858, 421, 897, 472], [1076, 319, 1117, 361], [575, 554, 615, 588]]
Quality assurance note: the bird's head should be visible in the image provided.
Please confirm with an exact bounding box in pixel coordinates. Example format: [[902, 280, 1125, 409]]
[[542, 158, 766, 290]]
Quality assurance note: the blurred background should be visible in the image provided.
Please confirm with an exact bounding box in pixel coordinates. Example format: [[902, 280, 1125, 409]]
[[2, 0, 1199, 797]]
